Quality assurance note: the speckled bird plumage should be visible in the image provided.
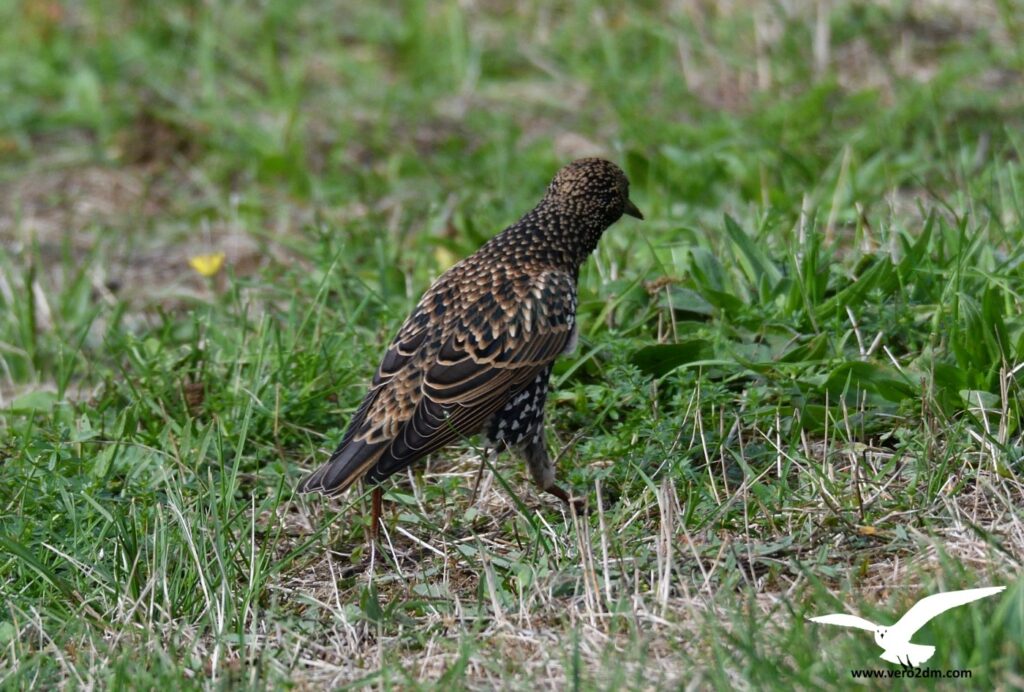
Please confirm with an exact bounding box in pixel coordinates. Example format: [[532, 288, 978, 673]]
[[299, 158, 642, 504]]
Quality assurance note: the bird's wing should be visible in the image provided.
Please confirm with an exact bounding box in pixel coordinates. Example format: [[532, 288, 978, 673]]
[[298, 269, 576, 494], [295, 321, 428, 494], [808, 614, 878, 631], [889, 586, 1006, 642]]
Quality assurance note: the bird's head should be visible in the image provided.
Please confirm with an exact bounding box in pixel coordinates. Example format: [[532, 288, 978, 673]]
[[874, 627, 888, 647], [544, 158, 643, 227]]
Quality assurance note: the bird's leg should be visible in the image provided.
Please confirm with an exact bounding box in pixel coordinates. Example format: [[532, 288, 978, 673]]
[[523, 429, 586, 514], [470, 446, 493, 506], [370, 486, 382, 541]]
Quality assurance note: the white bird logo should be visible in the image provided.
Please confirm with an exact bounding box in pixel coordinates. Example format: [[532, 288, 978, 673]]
[[809, 586, 1006, 668]]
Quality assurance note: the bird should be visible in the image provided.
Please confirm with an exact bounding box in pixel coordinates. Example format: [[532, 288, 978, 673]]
[[299, 158, 643, 533], [808, 586, 1006, 668]]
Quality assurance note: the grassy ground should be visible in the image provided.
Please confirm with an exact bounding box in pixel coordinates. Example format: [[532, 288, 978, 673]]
[[2, 0, 1024, 688]]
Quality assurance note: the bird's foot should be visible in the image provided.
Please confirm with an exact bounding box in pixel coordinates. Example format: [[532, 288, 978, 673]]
[[546, 484, 589, 515], [897, 655, 919, 672]]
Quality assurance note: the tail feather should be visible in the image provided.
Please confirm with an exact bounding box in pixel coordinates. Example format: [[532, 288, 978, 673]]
[[298, 438, 387, 495], [880, 643, 935, 667]]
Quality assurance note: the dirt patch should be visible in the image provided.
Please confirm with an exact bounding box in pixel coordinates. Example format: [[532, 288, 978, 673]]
[[0, 159, 300, 312]]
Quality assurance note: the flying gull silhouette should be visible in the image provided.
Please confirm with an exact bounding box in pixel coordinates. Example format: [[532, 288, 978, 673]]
[[809, 586, 1006, 667]]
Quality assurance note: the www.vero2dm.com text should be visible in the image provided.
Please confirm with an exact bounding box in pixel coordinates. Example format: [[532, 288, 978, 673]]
[[851, 668, 972, 680]]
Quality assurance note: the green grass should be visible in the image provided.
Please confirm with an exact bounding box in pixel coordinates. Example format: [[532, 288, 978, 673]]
[[2, 0, 1024, 689]]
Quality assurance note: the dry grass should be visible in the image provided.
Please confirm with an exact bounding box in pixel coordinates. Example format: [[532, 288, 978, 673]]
[[3, 0, 1023, 688]]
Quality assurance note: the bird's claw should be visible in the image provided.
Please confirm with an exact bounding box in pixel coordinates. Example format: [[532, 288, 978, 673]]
[[547, 484, 590, 515]]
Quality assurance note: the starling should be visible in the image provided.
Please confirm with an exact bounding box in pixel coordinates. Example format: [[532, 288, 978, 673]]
[[299, 158, 643, 517]]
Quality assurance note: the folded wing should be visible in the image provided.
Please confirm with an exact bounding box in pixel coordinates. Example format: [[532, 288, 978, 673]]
[[298, 269, 576, 495]]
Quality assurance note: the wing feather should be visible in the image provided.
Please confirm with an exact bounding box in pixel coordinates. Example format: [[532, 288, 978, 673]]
[[890, 586, 1006, 641], [298, 268, 576, 495], [808, 614, 878, 631]]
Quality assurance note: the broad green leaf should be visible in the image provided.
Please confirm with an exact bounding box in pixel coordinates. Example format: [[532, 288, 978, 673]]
[[824, 361, 916, 403], [814, 258, 897, 322], [8, 390, 57, 413], [632, 339, 714, 377], [658, 286, 714, 317]]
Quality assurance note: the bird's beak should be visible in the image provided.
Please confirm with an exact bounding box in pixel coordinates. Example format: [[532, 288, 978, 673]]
[[624, 199, 644, 220]]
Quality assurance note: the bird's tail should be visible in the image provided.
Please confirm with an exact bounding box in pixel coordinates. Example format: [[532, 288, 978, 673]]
[[297, 438, 386, 495], [880, 643, 935, 668]]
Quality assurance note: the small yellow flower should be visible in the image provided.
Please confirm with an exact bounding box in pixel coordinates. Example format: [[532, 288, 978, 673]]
[[188, 252, 225, 277], [434, 246, 457, 271]]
